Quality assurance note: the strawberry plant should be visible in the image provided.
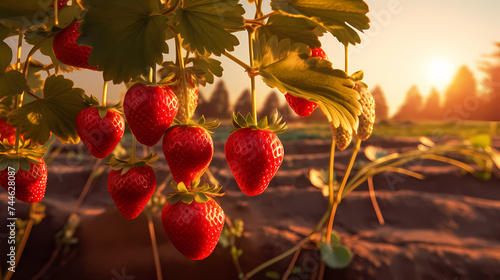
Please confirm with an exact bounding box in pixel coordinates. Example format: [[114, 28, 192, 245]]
[[1, 0, 499, 280]]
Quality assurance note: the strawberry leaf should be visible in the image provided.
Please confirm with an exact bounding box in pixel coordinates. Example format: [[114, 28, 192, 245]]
[[189, 55, 223, 85], [9, 74, 87, 144], [271, 0, 370, 45], [256, 14, 324, 48], [174, 0, 245, 56], [0, 70, 31, 97], [78, 0, 172, 83], [0, 0, 51, 31], [0, 41, 11, 70], [320, 242, 352, 269], [255, 35, 361, 132]]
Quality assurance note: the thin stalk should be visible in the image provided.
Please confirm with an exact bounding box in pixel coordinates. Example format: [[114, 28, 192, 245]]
[[344, 45, 349, 74], [53, 0, 59, 26], [254, 0, 264, 18], [3, 218, 35, 280], [282, 247, 302, 280], [367, 177, 385, 225], [16, 30, 22, 70], [317, 138, 361, 280], [223, 51, 253, 73], [102, 81, 108, 107], [248, 29, 257, 121], [175, 34, 191, 121], [146, 212, 163, 280], [420, 154, 477, 175]]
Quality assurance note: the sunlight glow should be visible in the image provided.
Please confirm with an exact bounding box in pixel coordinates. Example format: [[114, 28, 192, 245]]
[[426, 59, 454, 88]]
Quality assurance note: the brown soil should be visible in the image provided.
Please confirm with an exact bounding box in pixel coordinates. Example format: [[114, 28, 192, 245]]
[[1, 136, 500, 280]]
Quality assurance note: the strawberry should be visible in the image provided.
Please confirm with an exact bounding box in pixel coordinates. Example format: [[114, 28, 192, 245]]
[[53, 22, 98, 70], [355, 82, 376, 141], [76, 105, 125, 159], [0, 118, 22, 146], [284, 94, 318, 117], [107, 165, 157, 219], [123, 83, 178, 146], [162, 118, 218, 186], [0, 159, 47, 203], [225, 111, 286, 196], [284, 47, 327, 117], [51, 0, 69, 10], [161, 182, 225, 260]]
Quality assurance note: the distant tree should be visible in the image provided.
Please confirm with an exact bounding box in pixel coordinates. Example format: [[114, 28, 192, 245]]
[[370, 85, 388, 121], [258, 91, 281, 120], [421, 88, 443, 120], [233, 89, 252, 116], [392, 85, 424, 121], [279, 100, 298, 123], [442, 65, 478, 121], [204, 80, 231, 119], [194, 89, 209, 119], [479, 42, 500, 121]]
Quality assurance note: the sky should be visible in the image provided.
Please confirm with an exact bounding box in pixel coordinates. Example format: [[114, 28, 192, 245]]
[[8, 0, 500, 116]]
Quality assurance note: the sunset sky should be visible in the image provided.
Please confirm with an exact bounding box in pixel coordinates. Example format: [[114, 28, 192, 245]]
[[10, 0, 500, 116]]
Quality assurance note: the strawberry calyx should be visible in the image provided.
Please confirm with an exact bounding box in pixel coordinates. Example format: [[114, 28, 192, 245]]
[[128, 72, 180, 88], [167, 179, 224, 205], [84, 95, 123, 119], [349, 70, 368, 89], [0, 140, 46, 173], [106, 153, 159, 176], [170, 116, 219, 133], [231, 109, 287, 134]]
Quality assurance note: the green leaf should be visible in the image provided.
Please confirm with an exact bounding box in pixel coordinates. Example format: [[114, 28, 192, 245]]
[[78, 0, 172, 83], [9, 74, 87, 144], [0, 70, 31, 98], [271, 0, 370, 45], [256, 36, 360, 132], [189, 55, 223, 85], [0, 23, 10, 40], [320, 243, 352, 269], [194, 192, 209, 203], [256, 14, 323, 48], [0, 41, 12, 71], [0, 0, 51, 31], [264, 271, 281, 279], [174, 0, 245, 56]]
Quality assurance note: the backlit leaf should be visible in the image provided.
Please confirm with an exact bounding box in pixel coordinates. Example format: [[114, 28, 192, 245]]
[[320, 242, 352, 269], [271, 0, 370, 45], [0, 70, 31, 97], [256, 14, 323, 48], [0, 41, 12, 71], [256, 35, 361, 132], [174, 0, 245, 56], [9, 75, 87, 144], [78, 0, 172, 83]]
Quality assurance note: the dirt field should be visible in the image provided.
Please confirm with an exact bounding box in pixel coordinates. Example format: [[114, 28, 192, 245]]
[[1, 136, 500, 280]]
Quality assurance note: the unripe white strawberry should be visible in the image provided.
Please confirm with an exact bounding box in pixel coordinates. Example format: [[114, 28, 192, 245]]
[[330, 123, 352, 151], [355, 82, 375, 141]]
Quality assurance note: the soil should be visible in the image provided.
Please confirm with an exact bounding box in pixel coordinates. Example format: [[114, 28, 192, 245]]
[[1, 136, 500, 280]]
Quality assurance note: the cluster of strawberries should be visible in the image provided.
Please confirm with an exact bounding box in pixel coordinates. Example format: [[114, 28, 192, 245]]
[[1, 16, 375, 261]]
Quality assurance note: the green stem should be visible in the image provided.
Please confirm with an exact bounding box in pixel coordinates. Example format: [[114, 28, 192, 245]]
[[161, 0, 180, 15], [146, 212, 163, 280], [344, 45, 349, 73], [16, 31, 22, 71], [53, 0, 59, 26], [102, 81, 108, 107], [254, 0, 264, 18], [223, 52, 253, 73], [175, 33, 191, 122], [248, 29, 257, 122]]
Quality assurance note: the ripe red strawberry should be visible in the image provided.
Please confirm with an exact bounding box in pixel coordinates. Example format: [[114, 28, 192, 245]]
[[0, 159, 48, 203], [225, 111, 286, 196], [163, 126, 213, 186], [284, 94, 318, 117], [51, 0, 69, 10], [0, 118, 22, 146], [107, 166, 156, 219], [162, 198, 225, 260], [53, 22, 98, 70], [124, 84, 178, 146], [76, 107, 125, 159], [284, 47, 327, 117]]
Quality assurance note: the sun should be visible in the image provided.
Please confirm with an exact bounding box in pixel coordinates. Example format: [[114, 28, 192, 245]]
[[426, 58, 454, 88]]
